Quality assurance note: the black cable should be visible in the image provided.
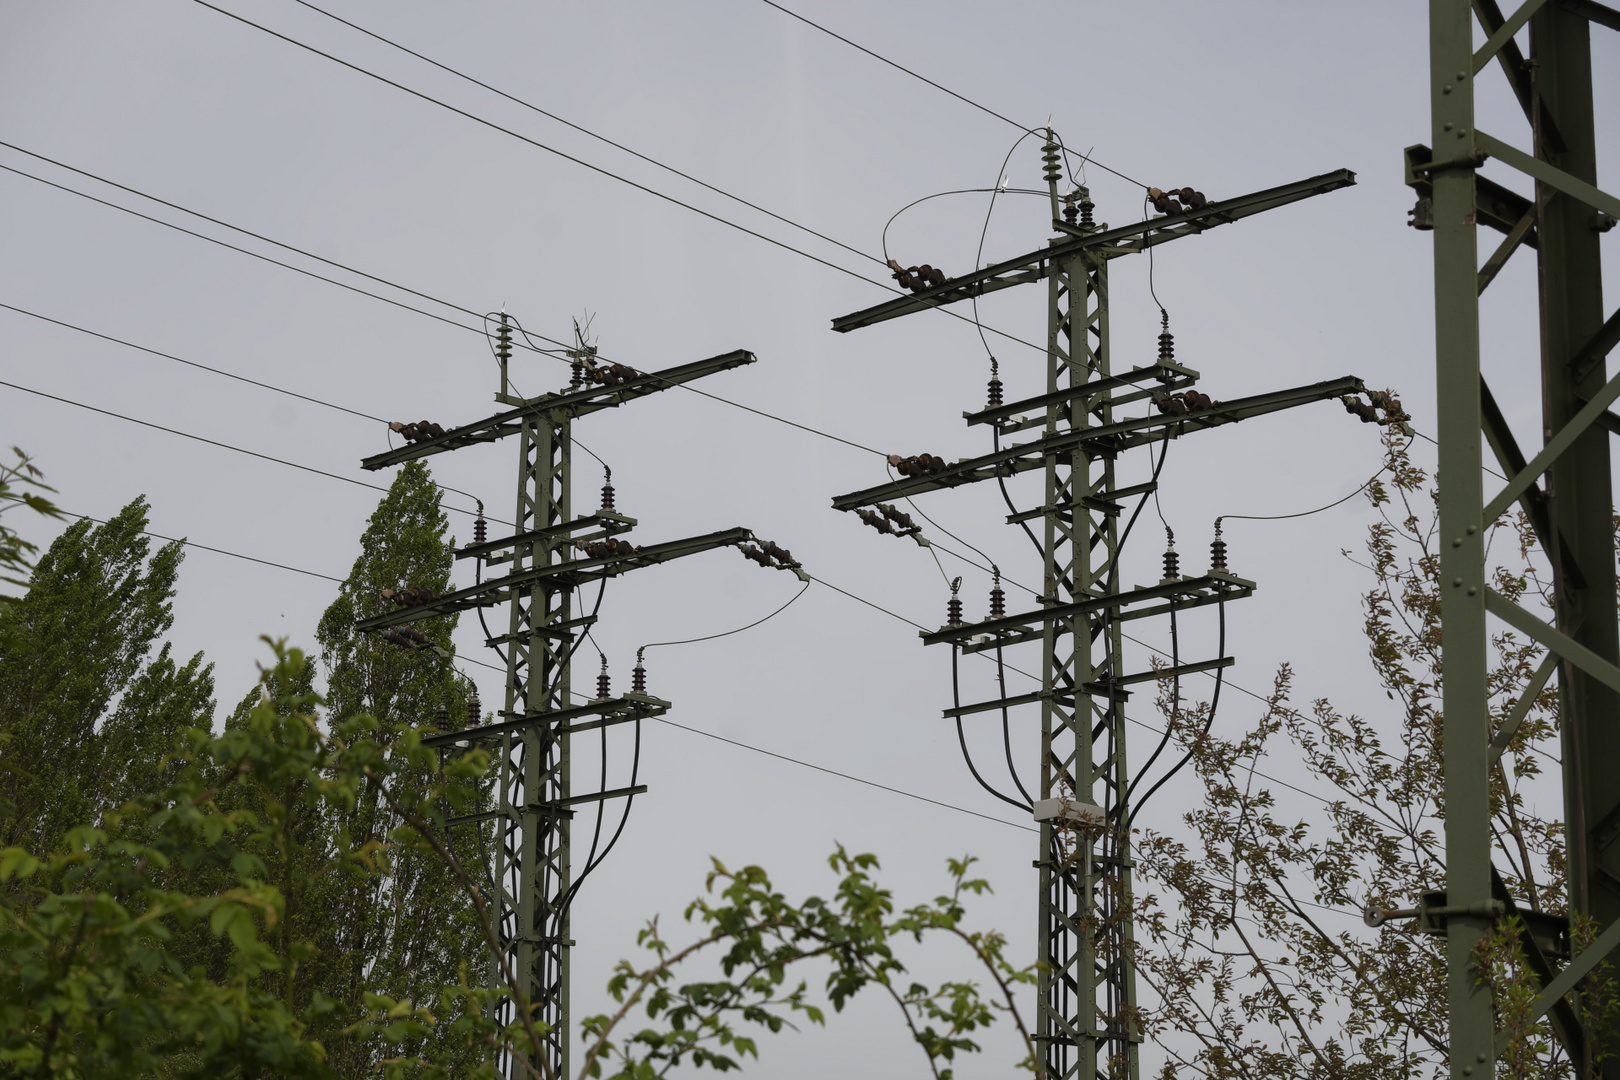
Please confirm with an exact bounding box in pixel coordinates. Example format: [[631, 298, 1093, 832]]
[[0, 144, 892, 458], [1218, 435, 1414, 524], [950, 644, 1031, 812], [55, 509, 346, 583], [637, 579, 808, 654], [291, 0, 893, 273], [0, 158, 525, 354], [754, 0, 1149, 193], [1125, 590, 1227, 834], [191, 0, 1049, 357], [554, 717, 642, 919], [0, 378, 499, 522], [996, 642, 1034, 804], [881, 186, 1047, 265]]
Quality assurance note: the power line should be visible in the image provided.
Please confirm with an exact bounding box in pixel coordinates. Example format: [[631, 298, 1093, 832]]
[[653, 716, 1035, 833], [288, 0, 887, 273], [0, 147, 890, 458], [185, 0, 1047, 357], [53, 504, 1035, 833], [754, 0, 1148, 189], [0, 377, 496, 521], [0, 300, 387, 424], [60, 508, 346, 583], [0, 159, 508, 351]]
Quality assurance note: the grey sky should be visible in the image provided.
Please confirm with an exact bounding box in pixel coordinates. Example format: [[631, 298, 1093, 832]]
[[2, 1, 1615, 1074]]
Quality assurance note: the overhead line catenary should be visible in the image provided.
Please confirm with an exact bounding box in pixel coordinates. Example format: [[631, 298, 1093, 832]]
[[183, 0, 1049, 356], [0, 378, 503, 523], [0, 149, 889, 459], [287, 0, 889, 274], [63, 494, 1332, 821], [753, 0, 1148, 190]]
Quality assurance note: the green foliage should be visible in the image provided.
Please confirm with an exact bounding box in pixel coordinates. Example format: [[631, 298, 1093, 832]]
[[1130, 428, 1580, 1078], [306, 460, 486, 1078], [576, 848, 1037, 1080], [0, 497, 213, 852], [0, 446, 61, 594], [0, 639, 502, 1078]]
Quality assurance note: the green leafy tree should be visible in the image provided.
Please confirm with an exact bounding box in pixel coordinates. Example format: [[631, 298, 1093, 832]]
[[0, 446, 61, 595], [0, 498, 213, 852], [1128, 430, 1613, 1079], [307, 460, 484, 1077]]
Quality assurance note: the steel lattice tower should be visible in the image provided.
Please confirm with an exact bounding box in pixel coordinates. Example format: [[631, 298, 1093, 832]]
[[1418, 1, 1620, 1075], [355, 322, 799, 1079], [832, 142, 1366, 1080]]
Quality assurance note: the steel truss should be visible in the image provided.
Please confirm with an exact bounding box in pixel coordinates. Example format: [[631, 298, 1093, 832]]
[[1422, 0, 1620, 1075], [356, 323, 766, 1080], [830, 146, 1359, 1080]]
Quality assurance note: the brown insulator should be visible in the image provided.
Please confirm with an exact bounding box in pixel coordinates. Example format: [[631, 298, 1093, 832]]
[[1210, 522, 1228, 573], [947, 592, 963, 627], [1164, 396, 1188, 417], [435, 697, 448, 730], [1078, 189, 1095, 229], [1063, 194, 1079, 224], [897, 272, 916, 290], [381, 587, 397, 602], [987, 358, 1003, 408], [596, 656, 611, 701], [468, 691, 481, 727], [989, 569, 1005, 619], [496, 316, 513, 364], [1157, 310, 1175, 366], [1408, 195, 1435, 231], [570, 357, 585, 388], [632, 651, 647, 695], [1041, 138, 1061, 184], [1153, 194, 1173, 214], [1162, 544, 1181, 582], [600, 478, 616, 513], [925, 266, 946, 288]]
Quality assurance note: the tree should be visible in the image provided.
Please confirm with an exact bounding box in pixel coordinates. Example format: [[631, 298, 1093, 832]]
[[0, 497, 213, 853], [0, 447, 60, 596], [1126, 430, 1615, 1079], [306, 460, 484, 1077]]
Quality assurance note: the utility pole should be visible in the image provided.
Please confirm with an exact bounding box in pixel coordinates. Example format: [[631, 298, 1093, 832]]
[[1412, 1, 1620, 1075], [355, 321, 804, 1080], [831, 142, 1371, 1080]]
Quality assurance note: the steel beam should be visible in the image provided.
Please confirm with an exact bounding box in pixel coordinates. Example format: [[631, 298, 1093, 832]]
[[359, 350, 755, 471], [829, 170, 1357, 333], [830, 377, 1364, 512]]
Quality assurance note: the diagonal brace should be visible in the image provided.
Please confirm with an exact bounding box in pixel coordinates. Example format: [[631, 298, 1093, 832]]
[[1485, 590, 1620, 696], [1526, 915, 1620, 1026], [1483, 364, 1620, 524], [1476, 131, 1620, 221]]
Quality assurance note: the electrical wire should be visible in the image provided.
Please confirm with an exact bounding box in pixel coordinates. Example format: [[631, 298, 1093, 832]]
[[290, 0, 893, 274], [637, 579, 809, 654], [655, 715, 1036, 833], [189, 0, 1047, 357], [881, 186, 1048, 265], [1125, 591, 1227, 834], [0, 145, 890, 458], [54, 509, 346, 583], [753, 0, 1149, 192], [0, 377, 496, 522], [950, 644, 1031, 811], [1217, 434, 1415, 525]]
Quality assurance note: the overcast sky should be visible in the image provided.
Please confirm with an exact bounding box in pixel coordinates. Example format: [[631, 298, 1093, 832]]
[[3, 2, 1616, 1075]]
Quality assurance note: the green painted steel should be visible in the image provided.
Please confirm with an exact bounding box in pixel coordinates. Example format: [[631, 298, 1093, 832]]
[[1426, 0, 1618, 1074], [829, 140, 1353, 1080], [356, 316, 761, 1080]]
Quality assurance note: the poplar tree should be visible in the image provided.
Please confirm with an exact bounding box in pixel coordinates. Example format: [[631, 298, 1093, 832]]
[[312, 460, 486, 1078], [0, 498, 213, 851]]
